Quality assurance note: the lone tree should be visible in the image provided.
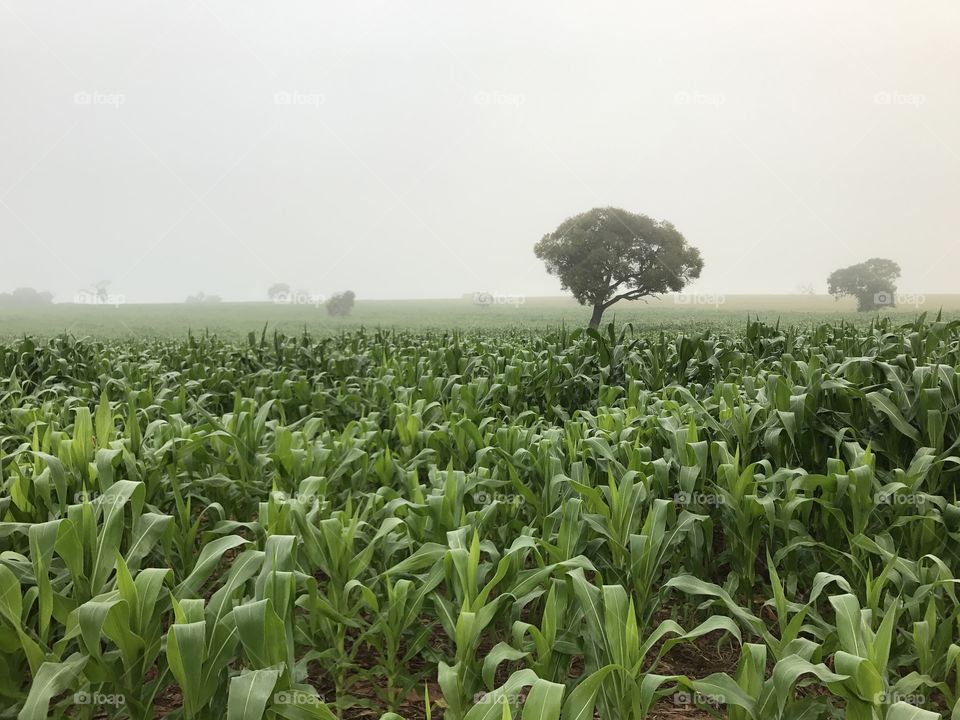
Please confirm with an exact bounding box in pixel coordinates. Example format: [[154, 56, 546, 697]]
[[535, 207, 703, 328], [326, 290, 356, 317], [827, 258, 901, 311], [267, 283, 291, 301]]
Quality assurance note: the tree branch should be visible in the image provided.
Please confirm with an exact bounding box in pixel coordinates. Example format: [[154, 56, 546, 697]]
[[603, 287, 655, 308]]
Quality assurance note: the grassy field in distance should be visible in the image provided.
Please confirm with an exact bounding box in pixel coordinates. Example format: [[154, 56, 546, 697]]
[[1, 294, 959, 339]]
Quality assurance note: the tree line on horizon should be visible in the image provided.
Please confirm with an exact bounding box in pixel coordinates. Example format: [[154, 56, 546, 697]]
[[0, 234, 904, 320]]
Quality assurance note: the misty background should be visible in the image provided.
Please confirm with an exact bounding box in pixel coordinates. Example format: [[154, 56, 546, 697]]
[[1, 0, 958, 303]]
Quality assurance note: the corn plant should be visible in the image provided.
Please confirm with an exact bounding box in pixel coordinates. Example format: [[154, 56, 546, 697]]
[[2, 317, 960, 718]]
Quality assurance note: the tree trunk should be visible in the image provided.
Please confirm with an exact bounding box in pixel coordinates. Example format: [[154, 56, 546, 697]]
[[589, 303, 605, 329]]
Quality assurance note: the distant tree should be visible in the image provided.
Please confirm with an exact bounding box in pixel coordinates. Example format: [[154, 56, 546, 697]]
[[185, 292, 223, 304], [326, 290, 356, 317], [0, 287, 54, 306], [827, 258, 901, 311], [74, 280, 112, 305], [267, 283, 291, 301], [534, 207, 703, 328]]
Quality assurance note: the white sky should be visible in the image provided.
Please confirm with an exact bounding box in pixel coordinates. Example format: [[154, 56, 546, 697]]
[[1, 1, 958, 302]]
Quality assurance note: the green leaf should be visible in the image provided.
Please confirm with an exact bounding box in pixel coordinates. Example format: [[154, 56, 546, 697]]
[[560, 665, 623, 720], [17, 653, 87, 720], [520, 679, 564, 720], [885, 701, 941, 720], [167, 620, 207, 717], [227, 667, 281, 720], [830, 594, 868, 658], [865, 392, 920, 441]]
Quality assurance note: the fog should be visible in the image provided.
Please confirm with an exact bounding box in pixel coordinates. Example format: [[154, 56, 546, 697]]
[[1, 1, 958, 303]]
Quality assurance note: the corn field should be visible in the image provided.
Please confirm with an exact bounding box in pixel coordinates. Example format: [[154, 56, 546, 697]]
[[2, 316, 960, 719]]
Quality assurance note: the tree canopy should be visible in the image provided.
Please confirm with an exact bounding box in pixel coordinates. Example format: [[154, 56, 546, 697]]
[[326, 290, 356, 317], [0, 288, 54, 306], [827, 258, 901, 311], [267, 283, 291, 301], [185, 292, 222, 304], [534, 207, 703, 327]]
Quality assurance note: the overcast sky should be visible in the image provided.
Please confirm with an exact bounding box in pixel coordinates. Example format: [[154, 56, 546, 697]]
[[1, 1, 958, 302]]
